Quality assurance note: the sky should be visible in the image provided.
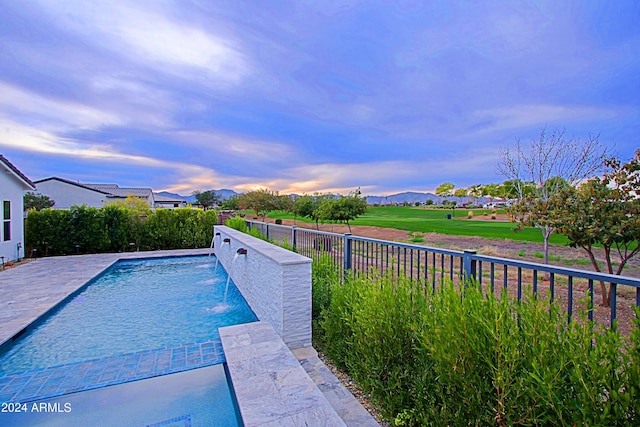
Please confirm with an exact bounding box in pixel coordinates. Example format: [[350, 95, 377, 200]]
[[1, 0, 639, 197]]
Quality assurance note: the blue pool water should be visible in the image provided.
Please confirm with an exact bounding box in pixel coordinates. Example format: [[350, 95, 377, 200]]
[[0, 255, 257, 375], [2, 364, 240, 427]]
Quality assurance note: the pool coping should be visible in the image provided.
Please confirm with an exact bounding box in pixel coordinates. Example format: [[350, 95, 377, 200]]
[[0, 250, 378, 426]]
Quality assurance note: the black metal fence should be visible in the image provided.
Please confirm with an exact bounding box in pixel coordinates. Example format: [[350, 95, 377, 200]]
[[246, 220, 640, 330]]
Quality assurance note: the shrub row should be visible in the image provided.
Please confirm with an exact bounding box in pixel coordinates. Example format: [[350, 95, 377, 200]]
[[315, 268, 640, 426], [25, 206, 217, 256], [228, 227, 640, 425]]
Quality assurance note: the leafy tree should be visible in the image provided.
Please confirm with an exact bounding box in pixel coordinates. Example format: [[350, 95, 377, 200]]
[[294, 194, 325, 229], [499, 179, 533, 200], [453, 187, 468, 199], [467, 185, 484, 205], [482, 183, 501, 202], [276, 194, 294, 213], [219, 194, 240, 210], [435, 182, 455, 198], [498, 128, 607, 268], [238, 188, 280, 221], [551, 150, 640, 306], [106, 195, 152, 216], [192, 189, 220, 210], [24, 192, 55, 211], [318, 189, 367, 233]]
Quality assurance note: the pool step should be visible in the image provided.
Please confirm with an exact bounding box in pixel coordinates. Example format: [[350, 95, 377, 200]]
[[0, 339, 225, 403]]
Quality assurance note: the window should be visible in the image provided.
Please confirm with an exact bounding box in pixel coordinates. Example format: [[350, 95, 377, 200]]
[[3, 201, 10, 241]]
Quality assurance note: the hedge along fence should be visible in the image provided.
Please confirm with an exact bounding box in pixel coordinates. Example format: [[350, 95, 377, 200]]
[[25, 206, 218, 256], [314, 263, 640, 426], [225, 225, 640, 425]]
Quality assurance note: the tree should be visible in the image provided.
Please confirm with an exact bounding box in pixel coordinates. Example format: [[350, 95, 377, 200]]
[[276, 194, 294, 214], [106, 195, 152, 216], [220, 194, 240, 210], [467, 185, 484, 206], [24, 192, 54, 211], [192, 190, 219, 210], [238, 188, 280, 221], [317, 189, 367, 233], [436, 182, 455, 198], [498, 128, 607, 269], [551, 150, 640, 306], [482, 183, 501, 203], [294, 194, 324, 229], [454, 187, 468, 199]]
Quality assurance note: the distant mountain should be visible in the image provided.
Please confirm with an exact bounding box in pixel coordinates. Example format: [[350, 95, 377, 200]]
[[365, 191, 487, 206], [155, 189, 238, 204]]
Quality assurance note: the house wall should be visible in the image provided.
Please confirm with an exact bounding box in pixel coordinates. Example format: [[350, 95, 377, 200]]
[[36, 180, 107, 209], [0, 172, 26, 262], [214, 226, 312, 349]]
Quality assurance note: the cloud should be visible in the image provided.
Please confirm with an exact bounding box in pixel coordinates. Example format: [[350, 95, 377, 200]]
[[0, 82, 122, 131], [35, 0, 250, 85], [466, 104, 620, 135]]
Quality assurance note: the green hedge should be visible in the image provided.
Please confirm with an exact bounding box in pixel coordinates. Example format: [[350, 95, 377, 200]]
[[315, 268, 640, 426], [25, 206, 217, 255]]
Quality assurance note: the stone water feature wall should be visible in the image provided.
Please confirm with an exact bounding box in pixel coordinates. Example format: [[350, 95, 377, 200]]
[[213, 226, 312, 349]]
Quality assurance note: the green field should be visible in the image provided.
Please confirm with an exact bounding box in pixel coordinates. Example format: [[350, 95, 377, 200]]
[[269, 206, 569, 245]]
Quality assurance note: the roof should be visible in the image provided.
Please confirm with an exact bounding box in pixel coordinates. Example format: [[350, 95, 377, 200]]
[[34, 177, 112, 195], [0, 154, 36, 190], [84, 184, 152, 198], [153, 193, 187, 203], [34, 178, 153, 199]]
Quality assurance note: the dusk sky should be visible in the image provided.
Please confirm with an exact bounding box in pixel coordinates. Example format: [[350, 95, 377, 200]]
[[1, 0, 638, 196]]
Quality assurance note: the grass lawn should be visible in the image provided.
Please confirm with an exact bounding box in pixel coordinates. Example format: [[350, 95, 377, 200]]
[[268, 206, 569, 245]]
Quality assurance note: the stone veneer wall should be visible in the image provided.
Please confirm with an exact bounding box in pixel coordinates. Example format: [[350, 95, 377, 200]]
[[213, 225, 312, 349]]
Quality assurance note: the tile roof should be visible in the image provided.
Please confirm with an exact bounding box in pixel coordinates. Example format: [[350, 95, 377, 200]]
[[87, 185, 152, 198], [154, 194, 187, 203]]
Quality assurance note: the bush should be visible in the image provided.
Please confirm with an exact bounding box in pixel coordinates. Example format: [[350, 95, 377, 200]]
[[320, 271, 640, 425], [225, 217, 248, 232], [26, 206, 217, 255]]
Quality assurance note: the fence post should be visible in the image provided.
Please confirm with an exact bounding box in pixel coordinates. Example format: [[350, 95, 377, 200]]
[[291, 226, 297, 250], [463, 250, 477, 285], [343, 233, 353, 275], [265, 222, 270, 240]]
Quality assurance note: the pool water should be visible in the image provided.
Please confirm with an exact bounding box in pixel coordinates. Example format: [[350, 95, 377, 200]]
[[0, 255, 257, 375], [2, 363, 241, 427]]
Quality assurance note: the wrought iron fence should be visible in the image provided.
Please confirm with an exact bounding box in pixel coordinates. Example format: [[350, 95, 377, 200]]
[[246, 220, 640, 330]]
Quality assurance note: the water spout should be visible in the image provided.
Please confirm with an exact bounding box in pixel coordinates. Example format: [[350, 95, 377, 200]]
[[218, 250, 244, 310], [209, 232, 222, 256], [223, 238, 231, 245]]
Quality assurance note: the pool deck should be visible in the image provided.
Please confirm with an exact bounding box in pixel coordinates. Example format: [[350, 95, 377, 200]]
[[0, 250, 378, 426]]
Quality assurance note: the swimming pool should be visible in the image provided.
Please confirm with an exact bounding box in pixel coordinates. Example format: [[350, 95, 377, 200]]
[[0, 256, 257, 375], [0, 255, 256, 425]]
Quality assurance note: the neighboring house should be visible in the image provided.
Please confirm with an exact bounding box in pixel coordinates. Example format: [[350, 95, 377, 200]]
[[34, 177, 112, 209], [84, 183, 156, 207], [34, 177, 156, 209], [154, 194, 188, 209], [0, 155, 35, 262]]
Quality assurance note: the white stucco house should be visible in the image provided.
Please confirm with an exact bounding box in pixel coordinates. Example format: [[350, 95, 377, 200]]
[[154, 193, 188, 209], [34, 177, 156, 209], [0, 155, 35, 263]]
